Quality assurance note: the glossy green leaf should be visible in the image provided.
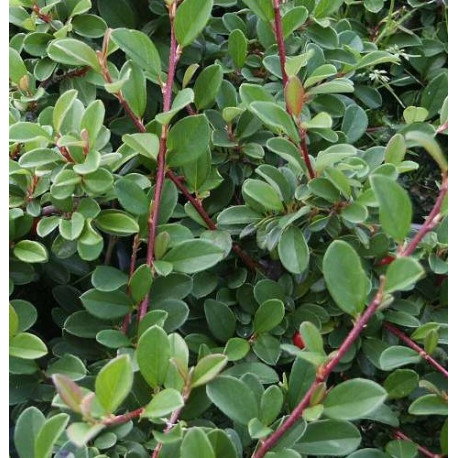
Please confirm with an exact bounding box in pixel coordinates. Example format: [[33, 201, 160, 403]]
[[175, 0, 214, 47]]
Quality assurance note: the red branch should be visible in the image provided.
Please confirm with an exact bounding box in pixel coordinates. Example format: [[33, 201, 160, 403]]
[[299, 128, 316, 179], [393, 429, 443, 458], [102, 407, 144, 426], [384, 323, 448, 378], [252, 280, 387, 458], [32, 3, 52, 23], [138, 3, 181, 322], [251, 170, 448, 458], [400, 174, 448, 257], [272, 0, 288, 86]]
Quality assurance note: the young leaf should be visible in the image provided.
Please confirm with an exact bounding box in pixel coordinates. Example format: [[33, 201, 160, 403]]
[[191, 354, 228, 388], [143, 388, 184, 419]]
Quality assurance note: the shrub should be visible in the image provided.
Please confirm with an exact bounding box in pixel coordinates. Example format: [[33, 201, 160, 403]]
[[9, 0, 448, 457]]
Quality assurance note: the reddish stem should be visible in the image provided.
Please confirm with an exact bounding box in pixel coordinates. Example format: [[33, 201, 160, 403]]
[[102, 407, 145, 426], [384, 322, 448, 378], [32, 3, 52, 23], [299, 128, 316, 179], [138, 4, 180, 322], [122, 235, 140, 334], [272, 0, 288, 86], [252, 280, 387, 458], [393, 429, 443, 458], [400, 174, 448, 257]]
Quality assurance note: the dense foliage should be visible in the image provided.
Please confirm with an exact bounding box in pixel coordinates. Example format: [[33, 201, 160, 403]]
[[9, 0, 448, 457]]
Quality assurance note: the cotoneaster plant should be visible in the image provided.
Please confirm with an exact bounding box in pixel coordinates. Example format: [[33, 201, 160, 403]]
[[9, 1, 448, 458]]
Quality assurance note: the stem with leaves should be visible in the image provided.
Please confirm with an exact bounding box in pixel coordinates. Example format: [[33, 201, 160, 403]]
[[251, 171, 448, 458], [138, 1, 182, 322], [384, 322, 448, 378], [271, 0, 315, 179]]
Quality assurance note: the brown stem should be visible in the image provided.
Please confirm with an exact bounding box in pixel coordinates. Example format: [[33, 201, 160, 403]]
[[122, 235, 141, 334], [39, 66, 90, 89], [138, 3, 181, 322], [32, 3, 52, 23], [104, 236, 118, 265], [252, 280, 387, 458], [299, 128, 316, 179], [102, 407, 145, 426], [400, 174, 448, 257], [272, 0, 288, 86], [393, 429, 443, 458], [384, 322, 448, 378]]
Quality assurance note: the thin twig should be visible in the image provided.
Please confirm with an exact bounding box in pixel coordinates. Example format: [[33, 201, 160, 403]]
[[384, 323, 448, 378], [400, 174, 448, 257], [138, 2, 181, 322], [102, 407, 145, 426], [393, 429, 443, 458]]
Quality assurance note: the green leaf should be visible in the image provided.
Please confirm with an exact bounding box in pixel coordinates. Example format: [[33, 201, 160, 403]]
[[254, 299, 285, 334], [10, 122, 51, 143], [162, 240, 225, 274], [228, 29, 247, 68], [111, 28, 161, 80], [9, 47, 27, 84], [46, 354, 86, 381], [143, 388, 184, 419], [181, 428, 215, 458], [421, 72, 448, 119], [59, 212, 85, 241], [53, 89, 78, 133], [242, 0, 274, 21], [9, 304, 18, 339], [384, 369, 419, 399], [47, 38, 101, 71], [14, 407, 45, 458], [123, 132, 160, 160], [278, 226, 309, 274], [10, 332, 47, 359], [242, 179, 284, 213], [35, 413, 69, 458], [136, 325, 170, 388], [348, 450, 389, 458], [267, 138, 308, 175], [115, 178, 149, 216], [342, 105, 368, 143], [385, 258, 424, 293], [323, 240, 368, 316], [95, 355, 133, 413], [314, 0, 345, 18], [385, 440, 418, 458], [207, 375, 259, 425], [80, 289, 131, 320], [191, 354, 228, 388], [52, 374, 84, 412], [129, 264, 153, 303], [405, 130, 447, 172], [166, 115, 211, 167], [403, 106, 428, 124], [194, 64, 224, 110], [175, 0, 214, 47], [408, 394, 448, 416], [323, 378, 387, 420], [295, 420, 361, 456], [204, 299, 236, 342], [385, 134, 406, 165], [355, 51, 399, 70], [13, 240, 48, 263], [182, 148, 211, 192], [95, 210, 139, 236], [92, 265, 128, 292], [156, 88, 195, 125], [370, 175, 412, 241], [250, 101, 299, 142], [379, 346, 421, 370]]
